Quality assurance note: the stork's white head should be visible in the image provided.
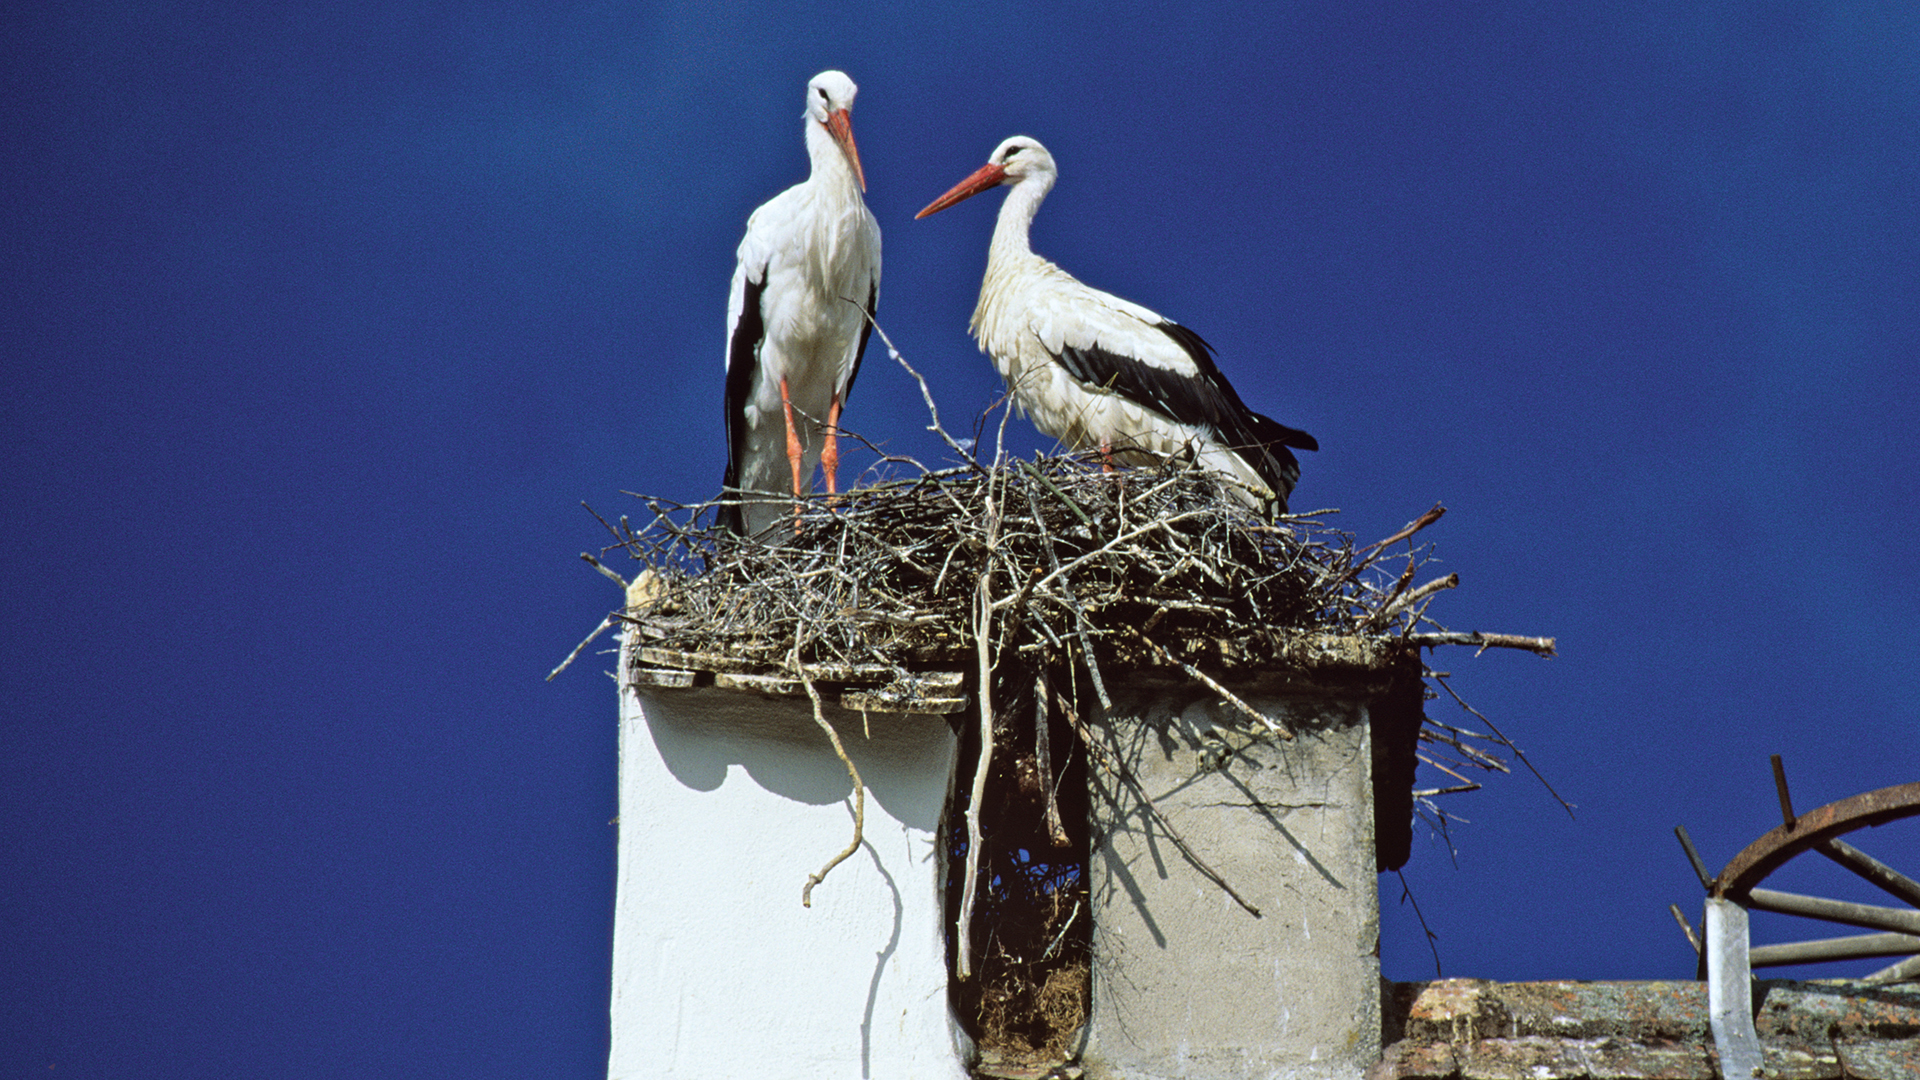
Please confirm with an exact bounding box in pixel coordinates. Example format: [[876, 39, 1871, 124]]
[[985, 136, 1055, 183], [915, 135, 1056, 219], [805, 70, 866, 192]]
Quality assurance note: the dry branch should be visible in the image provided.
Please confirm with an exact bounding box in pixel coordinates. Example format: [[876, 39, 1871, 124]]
[[1408, 630, 1557, 657], [800, 671, 866, 907], [957, 513, 1000, 978], [1359, 503, 1447, 562], [1128, 627, 1290, 739]]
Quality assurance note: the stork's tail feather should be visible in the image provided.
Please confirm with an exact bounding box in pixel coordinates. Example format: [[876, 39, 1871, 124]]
[[1217, 412, 1311, 511]]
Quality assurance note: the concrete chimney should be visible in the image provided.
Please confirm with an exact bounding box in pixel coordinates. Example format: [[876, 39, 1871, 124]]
[[607, 614, 1416, 1079]]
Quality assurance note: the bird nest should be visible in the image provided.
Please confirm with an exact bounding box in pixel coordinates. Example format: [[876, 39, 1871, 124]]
[[572, 444, 1556, 1071], [576, 445, 1561, 862], [598, 452, 1516, 681]]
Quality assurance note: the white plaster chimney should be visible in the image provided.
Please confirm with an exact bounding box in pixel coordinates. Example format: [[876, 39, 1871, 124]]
[[606, 628, 970, 1079]]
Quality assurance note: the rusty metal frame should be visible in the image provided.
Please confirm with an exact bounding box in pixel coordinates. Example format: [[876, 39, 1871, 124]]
[[1710, 781, 1920, 898], [1677, 768, 1920, 1078]]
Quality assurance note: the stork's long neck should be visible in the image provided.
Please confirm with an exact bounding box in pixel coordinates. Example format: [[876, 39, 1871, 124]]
[[974, 170, 1054, 340], [987, 170, 1052, 270], [803, 117, 862, 202]]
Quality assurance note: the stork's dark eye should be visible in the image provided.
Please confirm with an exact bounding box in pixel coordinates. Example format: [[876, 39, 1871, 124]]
[[1003, 146, 1023, 161], [816, 87, 828, 99]]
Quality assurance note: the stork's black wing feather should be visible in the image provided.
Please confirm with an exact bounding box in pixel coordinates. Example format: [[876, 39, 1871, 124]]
[[839, 279, 877, 408], [718, 271, 767, 535], [1055, 319, 1317, 505]]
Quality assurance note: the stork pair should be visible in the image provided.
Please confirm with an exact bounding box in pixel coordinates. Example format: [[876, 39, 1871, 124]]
[[720, 71, 1318, 538]]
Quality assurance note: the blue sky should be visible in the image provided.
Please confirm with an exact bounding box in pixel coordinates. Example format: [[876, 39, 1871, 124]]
[[5, 2, 1918, 1075]]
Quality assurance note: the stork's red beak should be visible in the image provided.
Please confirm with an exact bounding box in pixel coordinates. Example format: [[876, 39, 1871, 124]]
[[825, 109, 866, 192], [915, 162, 1008, 219]]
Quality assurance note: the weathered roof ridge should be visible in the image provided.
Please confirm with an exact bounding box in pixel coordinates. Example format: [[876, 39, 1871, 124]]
[[1374, 977, 1920, 1080]]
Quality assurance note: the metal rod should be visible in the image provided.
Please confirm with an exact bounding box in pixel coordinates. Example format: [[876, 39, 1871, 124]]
[[1746, 887, 1920, 935], [1771, 753, 1797, 830], [1864, 953, 1920, 985], [1668, 903, 1702, 954], [1816, 836, 1920, 909], [1675, 825, 1713, 891], [1749, 931, 1920, 967]]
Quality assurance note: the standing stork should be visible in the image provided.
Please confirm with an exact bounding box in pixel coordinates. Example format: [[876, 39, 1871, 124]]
[[916, 136, 1316, 512], [720, 70, 882, 537]]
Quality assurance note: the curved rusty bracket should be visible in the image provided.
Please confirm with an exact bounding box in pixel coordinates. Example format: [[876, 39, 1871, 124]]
[[1713, 781, 1920, 898]]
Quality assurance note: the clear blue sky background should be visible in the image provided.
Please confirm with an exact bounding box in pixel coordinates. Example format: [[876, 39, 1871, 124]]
[[5, 3, 1917, 1076]]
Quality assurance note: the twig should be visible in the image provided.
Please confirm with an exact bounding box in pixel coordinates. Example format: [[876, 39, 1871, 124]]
[[1408, 631, 1557, 657], [1411, 783, 1483, 797], [1416, 752, 1492, 789], [860, 310, 985, 473], [956, 501, 1000, 978], [1431, 672, 1575, 818], [581, 500, 631, 549], [1041, 899, 1081, 961], [1017, 457, 1095, 529], [1023, 483, 1112, 713], [1367, 572, 1459, 629], [546, 613, 614, 682], [1035, 670, 1067, 846], [1359, 503, 1446, 562], [1668, 903, 1703, 955], [578, 551, 629, 589], [1369, 557, 1418, 622], [1395, 868, 1443, 977], [1007, 511, 1212, 606], [1128, 627, 1291, 740], [800, 671, 866, 908]]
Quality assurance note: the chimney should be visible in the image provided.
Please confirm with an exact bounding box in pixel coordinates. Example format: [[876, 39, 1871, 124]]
[[607, 631, 972, 1078], [599, 462, 1449, 1079], [1078, 637, 1420, 1079]]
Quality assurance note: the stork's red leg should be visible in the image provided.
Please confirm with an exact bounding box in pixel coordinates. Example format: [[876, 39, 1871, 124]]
[[779, 377, 805, 532], [822, 395, 844, 497], [1099, 435, 1116, 474]]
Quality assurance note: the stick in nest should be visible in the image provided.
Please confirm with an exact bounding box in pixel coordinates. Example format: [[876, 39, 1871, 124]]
[[956, 571, 994, 977], [955, 464, 1005, 979], [1128, 627, 1291, 740]]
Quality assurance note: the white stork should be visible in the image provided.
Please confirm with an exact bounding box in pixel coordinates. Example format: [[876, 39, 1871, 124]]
[[916, 136, 1316, 512], [720, 70, 882, 536]]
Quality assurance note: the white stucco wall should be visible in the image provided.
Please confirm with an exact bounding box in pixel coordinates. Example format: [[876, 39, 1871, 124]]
[[608, 634, 968, 1079]]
